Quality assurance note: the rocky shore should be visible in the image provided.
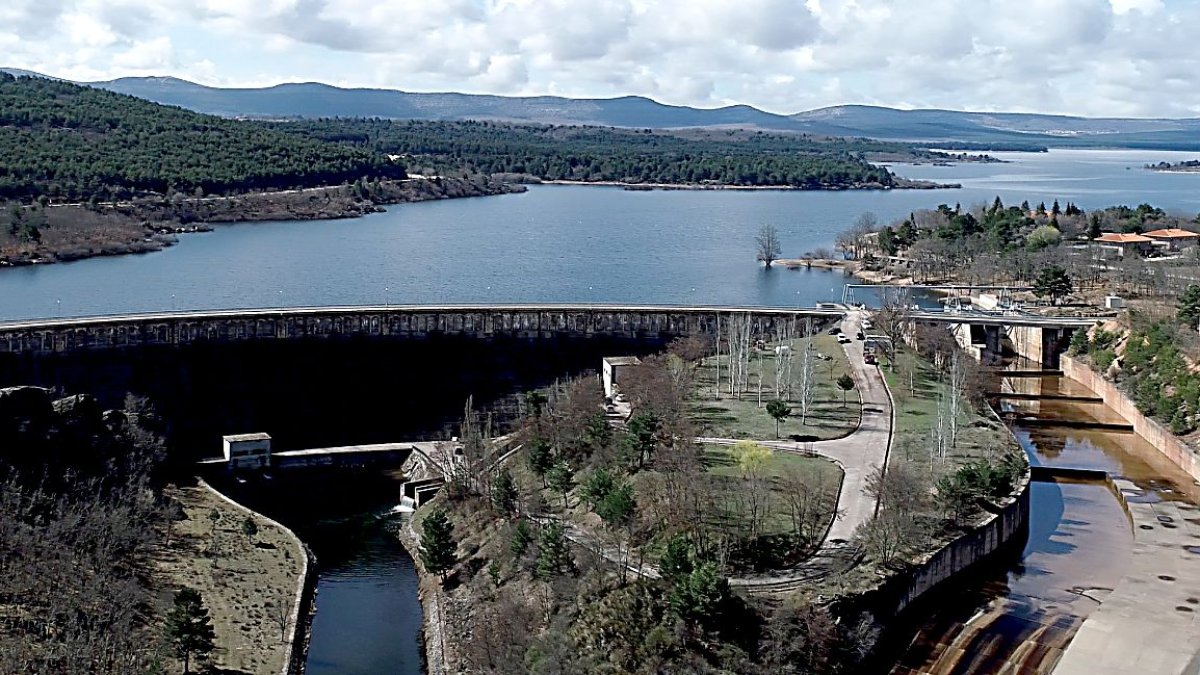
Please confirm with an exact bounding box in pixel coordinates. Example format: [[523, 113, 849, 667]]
[[0, 176, 524, 268]]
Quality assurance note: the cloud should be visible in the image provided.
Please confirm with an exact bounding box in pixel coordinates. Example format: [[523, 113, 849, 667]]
[[2, 0, 1200, 117]]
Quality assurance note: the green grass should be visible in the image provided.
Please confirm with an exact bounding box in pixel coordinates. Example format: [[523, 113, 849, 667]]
[[880, 347, 1017, 471], [689, 334, 861, 441], [700, 444, 843, 537]]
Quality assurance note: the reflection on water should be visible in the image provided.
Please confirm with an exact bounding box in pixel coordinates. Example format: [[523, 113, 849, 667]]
[[884, 370, 1200, 675], [303, 517, 425, 675], [889, 480, 1130, 675]]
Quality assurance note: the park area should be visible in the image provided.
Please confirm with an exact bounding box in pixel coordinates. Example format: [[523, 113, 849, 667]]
[[688, 333, 862, 441]]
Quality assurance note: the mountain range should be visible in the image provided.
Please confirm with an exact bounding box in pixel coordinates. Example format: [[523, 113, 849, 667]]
[[7, 68, 1200, 149]]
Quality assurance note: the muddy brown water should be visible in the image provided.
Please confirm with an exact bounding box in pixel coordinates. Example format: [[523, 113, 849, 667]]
[[884, 374, 1200, 675]]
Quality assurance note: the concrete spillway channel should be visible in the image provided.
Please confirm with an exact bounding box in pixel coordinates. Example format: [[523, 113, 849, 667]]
[[884, 373, 1200, 675]]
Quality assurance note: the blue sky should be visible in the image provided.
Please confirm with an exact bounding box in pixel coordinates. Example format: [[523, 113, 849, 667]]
[[2, 0, 1195, 117]]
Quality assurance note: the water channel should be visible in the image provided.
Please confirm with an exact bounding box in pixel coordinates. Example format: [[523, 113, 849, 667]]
[[5, 149, 1200, 672], [887, 375, 1200, 674]]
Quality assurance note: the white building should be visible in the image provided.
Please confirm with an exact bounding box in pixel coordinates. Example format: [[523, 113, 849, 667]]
[[223, 433, 272, 470], [601, 356, 641, 399]]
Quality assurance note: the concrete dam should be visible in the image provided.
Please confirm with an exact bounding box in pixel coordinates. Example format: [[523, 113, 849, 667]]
[[0, 304, 840, 457]]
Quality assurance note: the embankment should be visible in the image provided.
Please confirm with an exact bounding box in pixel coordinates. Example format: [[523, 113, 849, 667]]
[[1061, 354, 1200, 483], [199, 480, 317, 675]]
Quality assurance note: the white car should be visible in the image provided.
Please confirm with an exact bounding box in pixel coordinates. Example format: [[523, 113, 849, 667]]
[[837, 334, 851, 344]]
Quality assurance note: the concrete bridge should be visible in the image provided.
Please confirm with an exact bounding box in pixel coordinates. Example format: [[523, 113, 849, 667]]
[[908, 311, 1100, 368], [0, 304, 844, 356]]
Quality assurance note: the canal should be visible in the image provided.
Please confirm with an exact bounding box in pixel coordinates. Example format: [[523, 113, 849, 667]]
[[886, 374, 1200, 674], [210, 468, 426, 675]]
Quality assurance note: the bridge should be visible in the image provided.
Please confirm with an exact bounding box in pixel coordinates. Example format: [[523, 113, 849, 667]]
[[0, 304, 844, 356], [909, 311, 1101, 368]]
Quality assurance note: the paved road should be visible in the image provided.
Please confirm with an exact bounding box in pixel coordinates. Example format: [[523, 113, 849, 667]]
[[702, 309, 893, 547]]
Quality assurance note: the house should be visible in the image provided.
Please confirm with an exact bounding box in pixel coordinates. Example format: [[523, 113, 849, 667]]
[[223, 433, 271, 470], [1143, 228, 1200, 252], [601, 356, 641, 399], [1094, 232, 1154, 258]]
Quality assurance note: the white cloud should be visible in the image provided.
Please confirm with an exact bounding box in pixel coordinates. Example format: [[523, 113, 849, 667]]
[[2, 0, 1200, 117]]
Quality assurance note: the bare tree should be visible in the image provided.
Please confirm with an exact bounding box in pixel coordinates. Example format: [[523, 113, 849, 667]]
[[947, 351, 967, 449], [781, 464, 840, 547], [795, 341, 816, 426], [756, 225, 782, 268], [874, 287, 912, 371]]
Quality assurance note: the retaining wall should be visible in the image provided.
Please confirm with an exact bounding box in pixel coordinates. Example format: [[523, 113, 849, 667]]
[[1061, 354, 1200, 483], [881, 471, 1031, 618], [200, 480, 316, 675]]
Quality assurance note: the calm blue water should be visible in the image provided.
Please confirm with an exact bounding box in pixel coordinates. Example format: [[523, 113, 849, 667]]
[[2, 149, 1199, 321]]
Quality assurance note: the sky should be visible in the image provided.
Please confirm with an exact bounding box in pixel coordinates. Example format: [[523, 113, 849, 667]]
[[1, 0, 1196, 118]]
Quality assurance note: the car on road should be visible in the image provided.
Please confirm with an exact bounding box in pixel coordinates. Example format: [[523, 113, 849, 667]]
[[828, 326, 841, 335], [837, 334, 851, 344], [855, 331, 865, 340]]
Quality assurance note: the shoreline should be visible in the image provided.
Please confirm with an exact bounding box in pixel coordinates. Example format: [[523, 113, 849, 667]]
[[0, 178, 524, 269], [538, 177, 960, 191]]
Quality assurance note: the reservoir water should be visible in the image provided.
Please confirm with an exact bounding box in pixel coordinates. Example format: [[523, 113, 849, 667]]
[[2, 149, 1200, 321], [7, 149, 1200, 674]]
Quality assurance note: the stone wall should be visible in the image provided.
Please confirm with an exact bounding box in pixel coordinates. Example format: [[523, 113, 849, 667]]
[[1061, 354, 1200, 483], [0, 306, 840, 356]]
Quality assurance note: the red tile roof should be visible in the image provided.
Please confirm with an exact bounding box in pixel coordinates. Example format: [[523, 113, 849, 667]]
[[1144, 228, 1200, 239], [1095, 233, 1153, 243]]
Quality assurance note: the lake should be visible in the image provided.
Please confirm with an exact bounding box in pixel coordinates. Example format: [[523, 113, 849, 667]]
[[2, 149, 1199, 321]]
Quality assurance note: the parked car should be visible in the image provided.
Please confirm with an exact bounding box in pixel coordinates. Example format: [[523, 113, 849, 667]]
[[856, 331, 865, 340], [865, 352, 878, 365]]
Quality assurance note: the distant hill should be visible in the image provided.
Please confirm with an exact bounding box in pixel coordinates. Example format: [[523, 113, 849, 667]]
[[0, 72, 405, 202], [0, 70, 1179, 149], [6, 67, 1200, 149]]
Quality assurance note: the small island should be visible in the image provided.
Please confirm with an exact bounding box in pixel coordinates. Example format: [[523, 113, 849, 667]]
[[1145, 159, 1200, 172]]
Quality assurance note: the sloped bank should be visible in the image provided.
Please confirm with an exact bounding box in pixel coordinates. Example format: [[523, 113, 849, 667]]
[[1061, 354, 1200, 483]]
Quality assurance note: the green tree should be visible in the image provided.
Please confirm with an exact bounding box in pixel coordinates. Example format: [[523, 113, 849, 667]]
[[668, 562, 732, 627], [510, 520, 533, 559], [420, 507, 457, 583], [546, 459, 575, 509], [1179, 284, 1200, 326], [1025, 224, 1061, 251], [624, 412, 661, 469], [658, 533, 694, 583], [765, 399, 790, 438], [580, 466, 616, 509], [1033, 266, 1073, 305], [524, 391, 548, 418], [527, 438, 554, 487], [1088, 212, 1103, 239], [166, 587, 215, 674], [596, 482, 636, 528], [836, 373, 856, 408], [535, 522, 575, 579], [491, 467, 519, 516], [241, 516, 258, 539]]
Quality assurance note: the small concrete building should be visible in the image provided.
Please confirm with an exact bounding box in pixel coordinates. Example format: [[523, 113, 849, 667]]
[[1144, 228, 1200, 251], [1094, 232, 1154, 258], [223, 433, 272, 470], [602, 356, 641, 399]]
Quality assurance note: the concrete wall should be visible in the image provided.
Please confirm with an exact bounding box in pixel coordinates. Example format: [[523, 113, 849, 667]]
[[881, 472, 1031, 618], [1061, 354, 1200, 483], [0, 306, 840, 357]]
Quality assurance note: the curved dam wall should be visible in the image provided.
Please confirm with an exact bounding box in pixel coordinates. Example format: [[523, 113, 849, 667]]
[[0, 305, 837, 458]]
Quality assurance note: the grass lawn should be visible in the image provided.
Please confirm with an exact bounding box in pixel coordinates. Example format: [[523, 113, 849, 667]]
[[690, 333, 861, 441], [700, 443, 843, 538], [880, 347, 1018, 471]]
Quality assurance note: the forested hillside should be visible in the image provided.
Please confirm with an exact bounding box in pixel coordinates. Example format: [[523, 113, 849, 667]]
[[272, 119, 900, 188], [0, 74, 406, 202]]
